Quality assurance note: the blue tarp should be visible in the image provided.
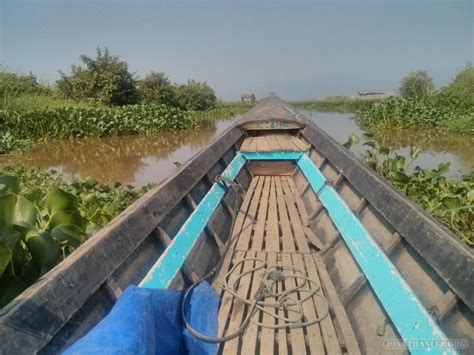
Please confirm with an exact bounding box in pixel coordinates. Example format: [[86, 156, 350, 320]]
[[64, 282, 219, 355]]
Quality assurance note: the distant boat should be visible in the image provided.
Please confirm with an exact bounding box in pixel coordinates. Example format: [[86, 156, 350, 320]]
[[1, 96, 472, 354]]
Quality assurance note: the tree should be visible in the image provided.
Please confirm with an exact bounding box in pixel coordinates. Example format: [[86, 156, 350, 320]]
[[56, 47, 138, 106], [441, 63, 474, 97], [138, 71, 176, 106], [175, 80, 217, 111], [399, 71, 435, 98]]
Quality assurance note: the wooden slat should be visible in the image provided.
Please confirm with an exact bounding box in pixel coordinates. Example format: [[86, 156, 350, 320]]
[[286, 177, 310, 225], [286, 177, 324, 249], [222, 252, 258, 354], [282, 253, 308, 355], [240, 251, 265, 354], [265, 177, 280, 252], [240, 135, 308, 153], [240, 137, 253, 152], [276, 253, 289, 355], [259, 252, 277, 354], [214, 178, 259, 289], [251, 177, 271, 251], [267, 134, 283, 151], [303, 254, 342, 355], [303, 226, 324, 250], [288, 136, 303, 151], [274, 177, 296, 252], [217, 250, 245, 339], [236, 177, 265, 250], [314, 256, 362, 355], [248, 137, 258, 152], [274, 134, 295, 151], [292, 253, 325, 354], [291, 136, 310, 151], [256, 136, 272, 152], [281, 180, 311, 253]]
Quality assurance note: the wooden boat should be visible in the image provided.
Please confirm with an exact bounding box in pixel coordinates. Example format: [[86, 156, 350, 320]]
[[1, 96, 472, 354]]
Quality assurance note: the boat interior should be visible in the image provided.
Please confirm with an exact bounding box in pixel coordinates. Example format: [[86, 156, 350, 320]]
[[2, 97, 472, 355]]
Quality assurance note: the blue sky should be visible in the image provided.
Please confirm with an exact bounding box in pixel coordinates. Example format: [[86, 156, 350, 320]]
[[1, 0, 472, 100]]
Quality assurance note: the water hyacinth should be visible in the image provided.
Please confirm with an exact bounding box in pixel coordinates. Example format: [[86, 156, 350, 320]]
[[0, 167, 154, 307], [346, 136, 474, 246], [0, 104, 195, 140]]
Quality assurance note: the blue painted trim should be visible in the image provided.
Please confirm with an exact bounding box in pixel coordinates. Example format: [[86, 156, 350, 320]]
[[139, 153, 246, 289], [297, 154, 455, 355], [241, 151, 303, 161]]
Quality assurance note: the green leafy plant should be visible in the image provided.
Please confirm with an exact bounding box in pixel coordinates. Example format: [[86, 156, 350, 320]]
[[0, 104, 195, 141], [356, 94, 474, 133], [346, 136, 474, 246], [356, 66, 474, 134], [0, 167, 154, 307], [0, 131, 30, 154]]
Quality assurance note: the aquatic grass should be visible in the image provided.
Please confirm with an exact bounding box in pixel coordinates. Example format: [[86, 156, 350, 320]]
[[191, 102, 254, 122], [0, 166, 154, 307], [0, 94, 96, 111], [292, 97, 383, 113]]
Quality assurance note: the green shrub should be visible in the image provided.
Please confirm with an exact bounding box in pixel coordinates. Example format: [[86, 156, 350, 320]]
[[138, 71, 177, 106], [399, 71, 435, 98], [175, 80, 217, 111], [56, 47, 139, 106], [0, 71, 52, 98]]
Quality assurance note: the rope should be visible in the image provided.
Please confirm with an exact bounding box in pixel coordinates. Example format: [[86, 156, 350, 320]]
[[181, 175, 329, 343]]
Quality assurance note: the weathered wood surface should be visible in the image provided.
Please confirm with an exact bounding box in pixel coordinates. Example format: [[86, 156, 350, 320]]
[[237, 95, 308, 129], [215, 176, 359, 354], [301, 122, 474, 310], [240, 134, 309, 152], [0, 126, 244, 354]]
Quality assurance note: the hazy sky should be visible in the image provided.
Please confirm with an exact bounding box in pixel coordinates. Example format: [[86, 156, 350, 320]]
[[1, 0, 472, 100]]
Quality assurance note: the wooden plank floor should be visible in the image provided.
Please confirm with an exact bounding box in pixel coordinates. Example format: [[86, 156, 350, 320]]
[[240, 134, 309, 152], [214, 176, 353, 354]]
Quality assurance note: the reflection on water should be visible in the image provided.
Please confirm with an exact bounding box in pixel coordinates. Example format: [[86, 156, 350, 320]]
[[303, 111, 473, 179], [1, 111, 472, 185], [0, 119, 235, 186]]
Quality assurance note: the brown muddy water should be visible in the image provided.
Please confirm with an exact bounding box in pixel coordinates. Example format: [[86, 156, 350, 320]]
[[1, 112, 472, 186]]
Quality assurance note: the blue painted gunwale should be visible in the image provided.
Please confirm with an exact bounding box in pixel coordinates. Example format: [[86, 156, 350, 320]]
[[140, 150, 453, 354], [297, 154, 454, 355], [139, 153, 246, 289], [241, 151, 303, 161]]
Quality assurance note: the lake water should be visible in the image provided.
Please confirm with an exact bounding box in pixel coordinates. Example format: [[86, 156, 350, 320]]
[[303, 111, 473, 180], [1, 112, 472, 185]]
